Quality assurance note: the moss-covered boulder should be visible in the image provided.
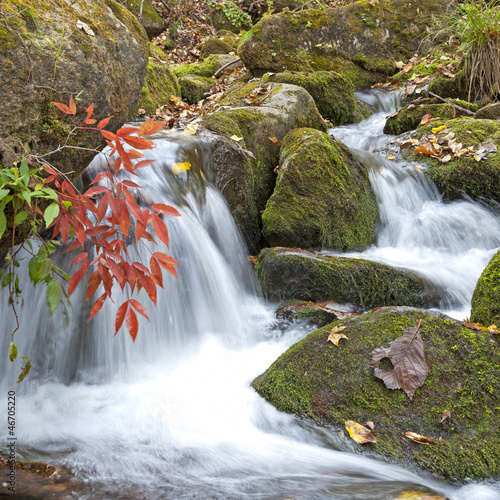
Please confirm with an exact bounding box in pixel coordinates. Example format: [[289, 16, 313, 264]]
[[208, 0, 252, 33], [475, 102, 500, 120], [238, 0, 447, 85], [0, 0, 149, 177], [404, 118, 500, 203], [262, 71, 373, 125], [126, 0, 165, 38], [427, 69, 469, 101], [134, 47, 181, 115], [203, 82, 326, 253], [199, 35, 237, 58], [252, 306, 500, 479], [256, 247, 440, 309], [471, 249, 500, 327], [384, 103, 456, 135], [179, 75, 213, 104], [276, 300, 339, 326], [262, 128, 379, 251], [172, 54, 240, 79]]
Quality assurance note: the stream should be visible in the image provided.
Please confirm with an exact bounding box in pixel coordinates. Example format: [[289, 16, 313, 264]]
[[1, 90, 500, 499]]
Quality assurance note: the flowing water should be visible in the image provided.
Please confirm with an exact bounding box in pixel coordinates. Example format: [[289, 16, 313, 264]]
[[1, 92, 500, 499]]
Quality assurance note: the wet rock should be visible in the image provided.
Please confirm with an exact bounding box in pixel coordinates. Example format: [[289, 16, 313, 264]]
[[471, 248, 500, 327], [276, 300, 339, 326], [179, 75, 214, 104], [252, 306, 500, 479]]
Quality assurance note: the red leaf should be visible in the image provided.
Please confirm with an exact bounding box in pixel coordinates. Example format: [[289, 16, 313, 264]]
[[123, 187, 147, 227], [90, 170, 109, 185], [152, 203, 181, 217], [65, 238, 82, 253], [83, 185, 108, 197], [103, 257, 126, 288], [136, 220, 147, 243], [123, 135, 155, 150], [152, 214, 169, 248], [137, 118, 166, 137], [134, 159, 156, 170], [113, 157, 122, 176], [52, 101, 73, 115], [116, 126, 138, 137], [88, 293, 108, 322], [100, 129, 119, 142], [71, 252, 88, 266], [69, 95, 77, 115], [85, 103, 96, 124], [68, 270, 82, 296], [97, 192, 109, 222], [150, 256, 163, 287], [115, 301, 129, 335], [126, 307, 139, 342], [59, 215, 70, 243], [86, 271, 101, 301], [126, 149, 144, 160], [120, 180, 141, 189], [129, 299, 150, 320], [153, 252, 179, 269], [98, 115, 113, 129], [115, 140, 135, 174]]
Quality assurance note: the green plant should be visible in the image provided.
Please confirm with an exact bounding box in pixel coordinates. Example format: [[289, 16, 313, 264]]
[[445, 0, 500, 100], [208, 0, 251, 29]]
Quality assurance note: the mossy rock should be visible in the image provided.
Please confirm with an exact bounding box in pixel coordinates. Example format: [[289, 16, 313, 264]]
[[238, 0, 447, 84], [352, 97, 374, 122], [179, 75, 213, 104], [404, 118, 500, 203], [475, 102, 500, 120], [133, 58, 181, 115], [276, 300, 339, 326], [383, 103, 456, 136], [262, 128, 379, 251], [262, 71, 365, 125], [203, 82, 326, 253], [427, 69, 469, 101], [126, 0, 165, 38], [252, 306, 500, 479], [471, 249, 500, 327], [199, 36, 236, 58], [209, 0, 252, 33], [172, 54, 239, 79], [256, 247, 440, 309]]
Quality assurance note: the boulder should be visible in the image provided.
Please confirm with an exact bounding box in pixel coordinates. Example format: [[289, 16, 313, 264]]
[[276, 300, 339, 326], [0, 0, 149, 177], [238, 0, 447, 86], [404, 118, 500, 203], [427, 69, 469, 101], [262, 71, 373, 125], [171, 54, 240, 79], [179, 75, 214, 104], [474, 102, 500, 120], [471, 248, 500, 327], [262, 128, 379, 251], [126, 0, 165, 38], [255, 247, 440, 309], [208, 0, 252, 33], [252, 306, 500, 479], [202, 81, 326, 253], [199, 35, 237, 58]]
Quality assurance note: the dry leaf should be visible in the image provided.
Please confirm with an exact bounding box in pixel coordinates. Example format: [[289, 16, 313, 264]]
[[393, 491, 448, 500], [371, 320, 430, 400], [463, 320, 485, 331], [230, 135, 243, 142], [439, 154, 452, 163], [171, 162, 191, 175], [181, 123, 198, 135], [404, 431, 436, 445], [431, 125, 447, 134], [420, 113, 432, 125], [345, 420, 377, 444], [365, 421, 375, 430], [387, 154, 396, 160], [328, 325, 348, 347], [76, 20, 95, 36], [441, 410, 451, 422]]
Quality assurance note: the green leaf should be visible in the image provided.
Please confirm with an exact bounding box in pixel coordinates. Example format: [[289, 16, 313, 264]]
[[45, 241, 57, 254], [19, 158, 29, 177], [28, 256, 38, 282], [14, 210, 27, 225], [0, 188, 10, 201], [47, 279, 63, 314], [9, 341, 18, 362], [16, 356, 31, 383], [21, 190, 32, 206], [44, 203, 60, 227], [0, 201, 6, 240]]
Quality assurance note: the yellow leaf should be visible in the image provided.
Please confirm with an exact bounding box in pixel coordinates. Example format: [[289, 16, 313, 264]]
[[328, 333, 348, 347], [345, 420, 376, 444], [393, 491, 447, 500], [431, 125, 447, 134], [171, 162, 191, 175], [404, 431, 435, 444], [387, 154, 395, 160], [230, 135, 243, 141], [181, 123, 198, 135]]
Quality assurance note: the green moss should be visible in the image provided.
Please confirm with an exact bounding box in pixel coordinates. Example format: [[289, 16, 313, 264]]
[[172, 54, 232, 79], [252, 306, 500, 479], [255, 247, 438, 308], [262, 128, 379, 251], [428, 69, 469, 101], [179, 74, 213, 104], [199, 36, 235, 58], [471, 249, 500, 327]]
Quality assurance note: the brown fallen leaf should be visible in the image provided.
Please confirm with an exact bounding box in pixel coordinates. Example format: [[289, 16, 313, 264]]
[[404, 431, 436, 445], [420, 113, 432, 125], [463, 319, 485, 331], [371, 320, 430, 400], [441, 410, 451, 422], [328, 326, 348, 347], [345, 420, 377, 444], [365, 421, 375, 430]]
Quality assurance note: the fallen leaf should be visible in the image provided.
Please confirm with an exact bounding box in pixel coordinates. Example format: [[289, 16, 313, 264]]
[[463, 320, 485, 331], [371, 319, 430, 400], [328, 325, 348, 347], [387, 154, 396, 160], [269, 135, 283, 146], [420, 113, 432, 125], [76, 20, 95, 36], [393, 491, 448, 500], [414, 143, 436, 156], [441, 410, 451, 422], [365, 421, 375, 430], [345, 420, 377, 444], [171, 162, 191, 175], [181, 123, 198, 135], [439, 154, 452, 163], [395, 60, 404, 69], [431, 125, 447, 134], [230, 135, 243, 141], [404, 431, 436, 444]]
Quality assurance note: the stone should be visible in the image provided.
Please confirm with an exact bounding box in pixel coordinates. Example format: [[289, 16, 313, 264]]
[[471, 248, 500, 327]]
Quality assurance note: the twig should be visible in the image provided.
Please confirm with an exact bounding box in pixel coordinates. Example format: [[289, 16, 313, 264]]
[[428, 91, 475, 116], [213, 58, 242, 78]]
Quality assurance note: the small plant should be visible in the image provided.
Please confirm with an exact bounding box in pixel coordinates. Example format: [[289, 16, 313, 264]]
[[208, 0, 251, 29]]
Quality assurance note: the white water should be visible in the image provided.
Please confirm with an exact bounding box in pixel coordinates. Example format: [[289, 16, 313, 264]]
[[1, 98, 500, 499]]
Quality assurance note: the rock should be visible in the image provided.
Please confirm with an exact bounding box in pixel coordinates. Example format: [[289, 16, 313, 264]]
[[202, 81, 326, 253], [276, 300, 339, 326], [404, 118, 500, 203], [126, 0, 165, 38], [262, 128, 379, 251], [172, 54, 240, 79], [255, 247, 440, 309], [209, 0, 252, 33], [384, 103, 456, 135], [427, 69, 470, 101], [474, 102, 500, 120], [133, 45, 181, 115], [238, 0, 447, 86], [252, 306, 500, 479], [471, 248, 500, 327], [262, 71, 373, 125], [199, 36, 236, 58], [0, 0, 149, 178], [179, 75, 214, 104]]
